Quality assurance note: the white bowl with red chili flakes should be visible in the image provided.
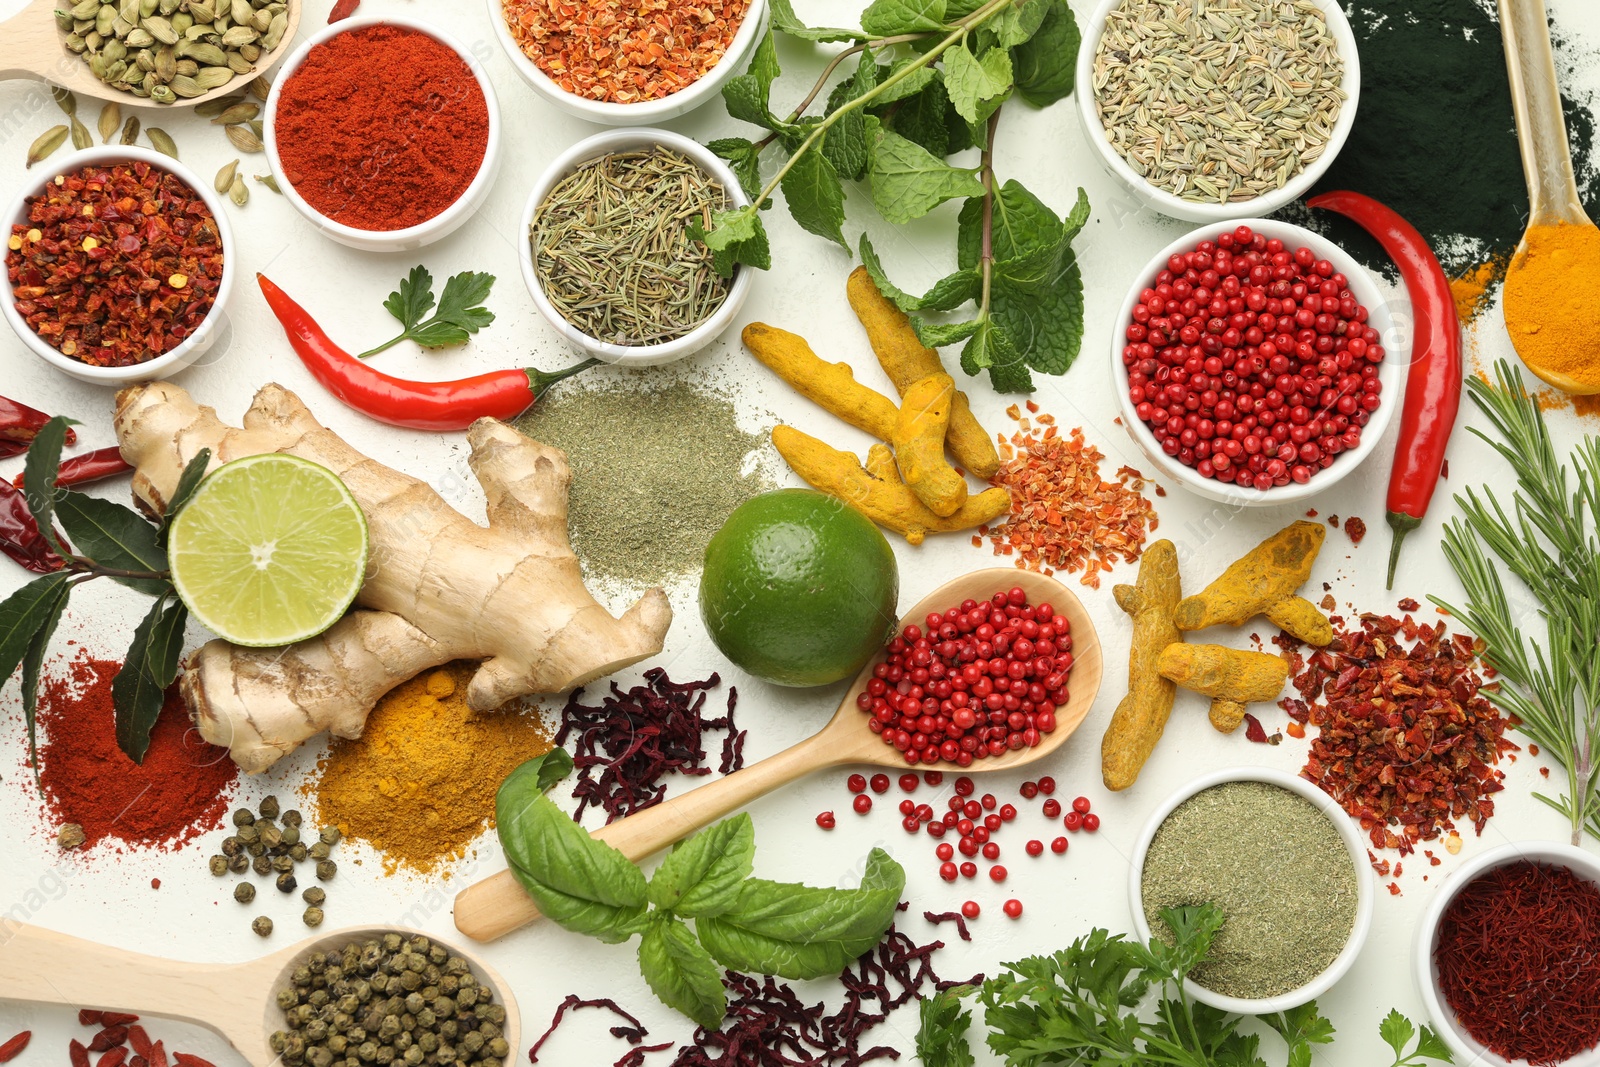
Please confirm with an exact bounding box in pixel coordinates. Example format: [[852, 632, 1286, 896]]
[[2, 146, 234, 386], [490, 0, 768, 123], [1111, 218, 1400, 506]]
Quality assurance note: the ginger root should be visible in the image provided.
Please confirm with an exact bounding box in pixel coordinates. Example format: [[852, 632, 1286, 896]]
[[1174, 520, 1332, 646], [1157, 643, 1289, 733], [743, 323, 899, 439], [846, 266, 999, 478], [772, 425, 1008, 545], [113, 381, 673, 773], [893, 373, 967, 517], [1101, 539, 1182, 791]]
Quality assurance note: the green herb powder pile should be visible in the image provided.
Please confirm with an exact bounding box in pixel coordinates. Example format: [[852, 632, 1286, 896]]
[[516, 379, 774, 588], [1141, 780, 1358, 1000], [1294, 0, 1599, 275]]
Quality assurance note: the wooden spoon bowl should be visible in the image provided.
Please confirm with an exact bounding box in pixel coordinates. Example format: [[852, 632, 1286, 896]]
[[0, 0, 301, 110], [453, 567, 1103, 942], [0, 923, 518, 1067]]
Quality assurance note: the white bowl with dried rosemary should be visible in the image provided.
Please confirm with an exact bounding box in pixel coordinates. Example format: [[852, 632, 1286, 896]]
[[519, 129, 754, 367], [1075, 0, 1361, 222]]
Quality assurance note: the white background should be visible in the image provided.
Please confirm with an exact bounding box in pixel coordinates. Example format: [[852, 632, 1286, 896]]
[[0, 0, 1597, 1063]]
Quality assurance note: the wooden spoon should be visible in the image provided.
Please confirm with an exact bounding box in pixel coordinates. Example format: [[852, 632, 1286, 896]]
[[0, 923, 519, 1067], [0, 0, 301, 111], [1498, 0, 1600, 393], [453, 567, 1104, 943]]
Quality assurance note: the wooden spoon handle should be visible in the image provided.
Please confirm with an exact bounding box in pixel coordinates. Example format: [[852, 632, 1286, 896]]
[[1499, 0, 1586, 225], [454, 728, 847, 942], [0, 922, 230, 1018]]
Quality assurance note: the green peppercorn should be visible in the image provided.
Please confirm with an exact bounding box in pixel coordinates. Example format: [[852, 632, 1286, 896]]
[[283, 808, 303, 828], [253, 855, 272, 876], [278, 871, 299, 893], [458, 1033, 483, 1056], [317, 860, 337, 881], [234, 881, 257, 903], [401, 1048, 422, 1067], [252, 915, 274, 937], [310, 842, 332, 861], [273, 855, 295, 873], [206, 854, 228, 876], [221, 836, 243, 857], [485, 1039, 508, 1059], [259, 795, 280, 819], [290, 843, 309, 862], [233, 807, 256, 827], [281, 824, 301, 846], [303, 886, 327, 906], [237, 823, 260, 844], [259, 822, 284, 849], [249, 841, 267, 858]]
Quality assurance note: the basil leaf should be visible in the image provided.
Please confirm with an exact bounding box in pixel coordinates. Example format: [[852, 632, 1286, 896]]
[[707, 138, 765, 203], [943, 44, 1013, 125], [781, 149, 847, 247], [637, 913, 727, 1030], [768, 0, 863, 42], [113, 595, 187, 764], [383, 265, 435, 330], [867, 125, 985, 225], [1010, 0, 1081, 107], [696, 848, 904, 980], [22, 417, 75, 553], [690, 208, 772, 275], [55, 493, 167, 596], [496, 757, 648, 943], [647, 813, 754, 917], [18, 574, 72, 770], [915, 987, 976, 1067], [528, 748, 574, 792], [160, 448, 212, 545], [860, 0, 947, 36]]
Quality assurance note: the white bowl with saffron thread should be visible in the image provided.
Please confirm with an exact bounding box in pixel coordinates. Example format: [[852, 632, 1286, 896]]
[[1413, 841, 1600, 1067], [1074, 0, 1360, 223], [2, 145, 237, 386], [489, 0, 769, 125], [518, 128, 755, 367], [261, 15, 502, 252], [1128, 766, 1374, 1015]]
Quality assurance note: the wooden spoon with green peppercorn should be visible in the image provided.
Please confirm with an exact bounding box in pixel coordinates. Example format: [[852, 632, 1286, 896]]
[[0, 924, 519, 1067]]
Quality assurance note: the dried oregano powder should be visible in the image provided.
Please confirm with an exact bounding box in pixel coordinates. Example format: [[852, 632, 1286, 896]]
[[1140, 780, 1357, 999]]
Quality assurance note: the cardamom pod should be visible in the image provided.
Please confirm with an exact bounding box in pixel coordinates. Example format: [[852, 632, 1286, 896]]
[[158, 0, 178, 15], [141, 68, 157, 90], [149, 83, 175, 103], [226, 51, 254, 73], [247, 74, 268, 99], [254, 173, 281, 193], [97, 102, 120, 143], [248, 118, 262, 137], [94, 5, 115, 35], [120, 115, 140, 143], [124, 26, 154, 45], [70, 115, 92, 149], [186, 0, 216, 21], [183, 41, 227, 65], [68, 0, 100, 21], [64, 34, 88, 53], [259, 9, 284, 48], [238, 43, 260, 61], [155, 43, 176, 80], [224, 123, 262, 152], [194, 92, 242, 116], [194, 65, 235, 89], [212, 101, 258, 125], [88, 53, 109, 79], [174, 58, 197, 75], [84, 29, 102, 50], [229, 174, 248, 206], [110, 13, 132, 36], [103, 59, 128, 83], [146, 126, 178, 158], [128, 83, 149, 97], [55, 8, 75, 31], [168, 73, 203, 97], [215, 158, 238, 193], [219, 24, 255, 46], [180, 21, 208, 38], [140, 14, 177, 43], [248, 7, 270, 31], [139, 0, 157, 16], [119, 0, 141, 23], [168, 10, 192, 32], [26, 125, 69, 168], [51, 86, 76, 116], [100, 38, 127, 63], [230, 0, 250, 21]]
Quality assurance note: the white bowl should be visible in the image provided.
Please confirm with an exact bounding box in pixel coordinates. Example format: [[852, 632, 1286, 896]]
[[263, 15, 501, 252], [1074, 0, 1360, 223], [1, 145, 236, 386], [518, 129, 755, 367], [1110, 218, 1401, 506], [489, 0, 768, 125], [1129, 766, 1374, 1014], [1414, 841, 1600, 1067]]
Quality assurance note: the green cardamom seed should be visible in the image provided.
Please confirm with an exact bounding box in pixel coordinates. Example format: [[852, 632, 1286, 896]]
[[212, 101, 257, 124], [55, 8, 75, 31], [69, 0, 100, 21], [229, 173, 248, 206], [181, 22, 209, 38], [120, 115, 140, 143], [97, 102, 119, 143], [187, 0, 217, 21], [70, 115, 92, 149], [141, 69, 157, 90], [224, 123, 262, 152], [84, 29, 102, 49], [230, 0, 251, 23], [135, 48, 155, 70], [64, 34, 88, 53], [119, 0, 141, 23], [100, 38, 127, 62], [247, 118, 261, 137], [247, 7, 270, 31], [215, 157, 238, 192], [110, 14, 132, 37], [254, 173, 281, 193], [259, 9, 284, 48], [140, 0, 158, 16], [158, 0, 179, 14], [94, 5, 115, 35], [146, 126, 178, 157], [26, 125, 69, 168], [168, 10, 192, 32], [140, 15, 177, 42], [154, 42, 176, 79], [174, 57, 197, 75], [88, 53, 108, 78], [51, 86, 76, 115]]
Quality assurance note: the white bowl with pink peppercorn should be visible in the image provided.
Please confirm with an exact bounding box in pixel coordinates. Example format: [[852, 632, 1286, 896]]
[[1111, 218, 1401, 506]]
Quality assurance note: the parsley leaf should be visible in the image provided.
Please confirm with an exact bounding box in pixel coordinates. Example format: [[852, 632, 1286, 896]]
[[360, 265, 496, 357]]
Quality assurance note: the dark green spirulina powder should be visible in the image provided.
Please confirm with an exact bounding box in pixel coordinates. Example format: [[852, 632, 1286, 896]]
[[515, 378, 775, 589], [1141, 780, 1357, 1000]]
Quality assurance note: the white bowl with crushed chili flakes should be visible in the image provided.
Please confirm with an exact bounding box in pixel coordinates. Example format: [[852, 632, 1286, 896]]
[[2, 146, 235, 386], [490, 0, 767, 123]]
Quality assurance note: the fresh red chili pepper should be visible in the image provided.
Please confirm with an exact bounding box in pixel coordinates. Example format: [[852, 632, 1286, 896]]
[[1307, 191, 1462, 589], [257, 274, 598, 431], [0, 395, 74, 458], [12, 445, 133, 490], [0, 480, 62, 574]]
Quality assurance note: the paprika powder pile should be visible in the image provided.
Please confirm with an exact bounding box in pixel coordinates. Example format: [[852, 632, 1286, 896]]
[[272, 25, 489, 232], [36, 652, 238, 852]]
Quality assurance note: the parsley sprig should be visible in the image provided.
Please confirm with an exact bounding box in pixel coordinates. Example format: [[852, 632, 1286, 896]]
[[358, 265, 496, 358]]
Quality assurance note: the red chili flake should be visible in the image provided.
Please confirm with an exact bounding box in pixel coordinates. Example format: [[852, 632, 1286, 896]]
[[1388, 882, 1402, 896], [1327, 514, 1339, 528], [1286, 721, 1306, 739], [922, 910, 973, 941], [1243, 714, 1268, 743], [150, 878, 160, 889], [1155, 484, 1166, 496], [6, 162, 222, 368], [1306, 508, 1318, 518], [1542, 767, 1551, 777], [0, 1032, 31, 1064], [1530, 743, 1541, 756], [1397, 597, 1420, 612], [1344, 516, 1367, 544], [1278, 611, 1515, 855]]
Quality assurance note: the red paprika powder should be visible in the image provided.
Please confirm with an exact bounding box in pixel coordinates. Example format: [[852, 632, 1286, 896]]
[[272, 25, 489, 231], [36, 652, 238, 851]]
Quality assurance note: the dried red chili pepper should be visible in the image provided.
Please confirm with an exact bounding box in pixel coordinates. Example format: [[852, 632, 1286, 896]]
[[0, 395, 73, 458], [0, 1032, 32, 1063], [0, 479, 62, 574], [12, 445, 133, 490]]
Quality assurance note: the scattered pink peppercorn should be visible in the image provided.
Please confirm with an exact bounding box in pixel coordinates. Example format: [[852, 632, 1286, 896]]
[[847, 774, 866, 794], [1037, 776, 1056, 795], [1051, 836, 1068, 854], [959, 861, 977, 878], [924, 771, 944, 786], [1042, 799, 1062, 819], [982, 842, 1000, 861], [816, 811, 835, 829], [980, 793, 997, 811], [1083, 813, 1101, 832], [853, 794, 872, 815], [899, 773, 919, 792], [936, 842, 954, 861], [939, 862, 958, 882], [989, 865, 1007, 882], [999, 803, 1017, 822], [1020, 781, 1038, 799], [962, 900, 981, 919], [1025, 839, 1044, 857], [869, 773, 890, 794], [1003, 899, 1023, 918], [1063, 811, 1083, 832]]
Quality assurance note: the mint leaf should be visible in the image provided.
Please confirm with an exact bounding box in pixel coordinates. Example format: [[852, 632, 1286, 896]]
[[1412, 1025, 1454, 1063], [22, 416, 74, 554], [991, 245, 1082, 377], [496, 757, 649, 943], [860, 0, 947, 35], [637, 913, 727, 1030], [962, 320, 1032, 392], [707, 138, 765, 203], [859, 235, 980, 313], [820, 52, 875, 181], [690, 207, 771, 275], [871, 60, 938, 106], [647, 813, 755, 917], [159, 448, 212, 546], [957, 179, 1066, 269], [1010, 0, 1080, 107], [991, 0, 1048, 46], [913, 317, 983, 349], [54, 494, 167, 596], [1379, 1010, 1415, 1059], [382, 265, 435, 332], [723, 29, 783, 129], [915, 987, 976, 1067], [880, 81, 952, 157], [867, 125, 985, 225], [943, 44, 1012, 125], [768, 0, 863, 41], [113, 594, 186, 764]]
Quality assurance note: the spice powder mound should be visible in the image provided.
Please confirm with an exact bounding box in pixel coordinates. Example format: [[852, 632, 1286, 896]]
[[309, 661, 553, 876]]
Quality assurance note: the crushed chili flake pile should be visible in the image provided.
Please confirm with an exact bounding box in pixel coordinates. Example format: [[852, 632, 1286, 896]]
[[983, 407, 1158, 588], [7, 161, 222, 368], [502, 0, 750, 103], [1276, 608, 1516, 856]]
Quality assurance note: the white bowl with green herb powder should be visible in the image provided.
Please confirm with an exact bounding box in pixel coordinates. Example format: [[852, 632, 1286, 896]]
[[1130, 767, 1372, 1012]]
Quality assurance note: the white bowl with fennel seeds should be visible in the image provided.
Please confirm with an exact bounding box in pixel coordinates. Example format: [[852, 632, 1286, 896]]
[[1075, 0, 1361, 223], [1129, 767, 1373, 1013], [519, 129, 754, 367]]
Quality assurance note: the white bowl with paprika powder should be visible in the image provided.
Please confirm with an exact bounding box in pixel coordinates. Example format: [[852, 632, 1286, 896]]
[[491, 0, 768, 124], [2, 146, 236, 386], [263, 15, 501, 252]]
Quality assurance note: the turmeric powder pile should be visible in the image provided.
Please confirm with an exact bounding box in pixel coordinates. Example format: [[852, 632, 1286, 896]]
[[1503, 223, 1600, 388], [308, 661, 554, 876]]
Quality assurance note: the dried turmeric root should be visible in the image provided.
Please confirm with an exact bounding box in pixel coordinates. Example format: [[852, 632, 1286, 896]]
[[772, 425, 1008, 545], [1174, 520, 1333, 646], [894, 373, 967, 517], [1101, 539, 1182, 791], [742, 323, 898, 439], [846, 266, 999, 478], [1156, 643, 1289, 733]]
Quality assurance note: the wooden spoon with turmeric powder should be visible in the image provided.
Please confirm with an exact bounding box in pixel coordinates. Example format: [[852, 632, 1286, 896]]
[[453, 568, 1103, 943], [1498, 0, 1600, 393]]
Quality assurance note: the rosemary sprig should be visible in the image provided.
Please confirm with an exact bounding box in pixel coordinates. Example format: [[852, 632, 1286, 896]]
[[1431, 359, 1600, 844]]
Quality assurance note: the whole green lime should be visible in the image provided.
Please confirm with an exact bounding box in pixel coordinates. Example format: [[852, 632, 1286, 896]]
[[700, 489, 900, 687]]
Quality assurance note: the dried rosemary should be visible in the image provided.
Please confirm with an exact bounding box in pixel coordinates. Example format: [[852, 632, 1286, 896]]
[[529, 148, 732, 346]]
